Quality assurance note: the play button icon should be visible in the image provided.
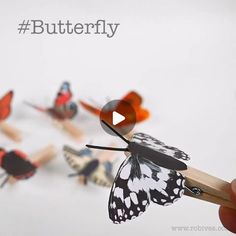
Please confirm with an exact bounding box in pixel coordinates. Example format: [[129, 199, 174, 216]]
[[100, 100, 136, 136], [112, 111, 125, 126]]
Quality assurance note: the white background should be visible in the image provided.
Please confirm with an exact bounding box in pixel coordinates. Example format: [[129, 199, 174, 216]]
[[0, 0, 236, 235]]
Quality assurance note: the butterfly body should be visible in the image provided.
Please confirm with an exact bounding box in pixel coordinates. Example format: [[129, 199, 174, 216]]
[[47, 102, 77, 120], [63, 145, 114, 187], [0, 149, 37, 187]]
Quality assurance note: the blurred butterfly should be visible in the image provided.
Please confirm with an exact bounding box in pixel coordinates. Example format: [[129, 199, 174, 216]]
[[0, 91, 13, 121], [25, 82, 78, 120], [63, 145, 115, 187], [86, 120, 190, 224], [0, 148, 37, 188], [80, 91, 150, 126]]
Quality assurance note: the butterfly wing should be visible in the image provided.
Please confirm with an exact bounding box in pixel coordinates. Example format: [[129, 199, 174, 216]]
[[90, 162, 114, 187], [109, 156, 150, 223], [1, 151, 37, 179], [80, 100, 101, 116], [140, 157, 185, 206], [64, 102, 78, 119], [108, 155, 185, 223], [120, 91, 143, 107], [104, 161, 113, 173], [63, 147, 92, 173], [54, 82, 72, 107], [0, 91, 13, 121], [116, 91, 150, 123], [51, 102, 78, 120], [132, 133, 190, 161]]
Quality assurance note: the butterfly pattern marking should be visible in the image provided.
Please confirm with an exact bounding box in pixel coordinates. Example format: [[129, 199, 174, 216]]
[[132, 133, 190, 161]]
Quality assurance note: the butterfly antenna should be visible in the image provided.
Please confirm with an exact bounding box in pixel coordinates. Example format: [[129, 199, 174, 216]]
[[68, 173, 80, 177], [101, 120, 130, 144], [23, 101, 45, 112], [88, 98, 102, 109], [0, 175, 10, 188], [86, 145, 128, 152]]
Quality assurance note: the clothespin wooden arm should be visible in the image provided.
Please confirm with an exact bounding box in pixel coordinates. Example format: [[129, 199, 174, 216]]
[[0, 121, 22, 142], [8, 145, 57, 185], [31, 145, 57, 166], [54, 119, 83, 140], [180, 166, 236, 210]]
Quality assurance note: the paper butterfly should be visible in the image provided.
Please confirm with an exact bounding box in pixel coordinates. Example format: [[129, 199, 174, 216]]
[[0, 91, 13, 121], [63, 145, 115, 187], [0, 148, 37, 188], [25, 82, 78, 120], [86, 120, 190, 223], [80, 91, 150, 126]]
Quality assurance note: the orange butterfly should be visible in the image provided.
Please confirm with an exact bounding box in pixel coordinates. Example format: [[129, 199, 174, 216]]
[[80, 91, 150, 127], [0, 91, 13, 121]]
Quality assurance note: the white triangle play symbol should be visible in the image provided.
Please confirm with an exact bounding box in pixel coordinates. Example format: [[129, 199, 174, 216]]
[[112, 111, 125, 126]]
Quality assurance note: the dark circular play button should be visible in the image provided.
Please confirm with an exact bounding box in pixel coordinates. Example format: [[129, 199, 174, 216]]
[[99, 100, 136, 136]]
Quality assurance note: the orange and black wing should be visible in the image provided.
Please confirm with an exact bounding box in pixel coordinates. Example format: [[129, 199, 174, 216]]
[[120, 91, 143, 107], [54, 82, 72, 107], [0, 90, 13, 121], [117, 91, 150, 123]]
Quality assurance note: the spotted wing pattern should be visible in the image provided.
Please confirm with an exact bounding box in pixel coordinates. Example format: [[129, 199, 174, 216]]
[[108, 154, 185, 223], [132, 133, 190, 161]]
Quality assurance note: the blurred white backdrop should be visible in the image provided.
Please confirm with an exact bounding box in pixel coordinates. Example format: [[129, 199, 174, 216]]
[[0, 0, 236, 235]]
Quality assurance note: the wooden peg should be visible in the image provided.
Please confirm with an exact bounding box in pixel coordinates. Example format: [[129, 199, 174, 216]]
[[31, 145, 57, 166], [180, 166, 236, 210], [0, 121, 22, 142], [54, 119, 83, 140]]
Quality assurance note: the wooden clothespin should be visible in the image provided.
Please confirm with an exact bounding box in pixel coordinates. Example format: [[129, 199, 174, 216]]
[[54, 119, 83, 141], [0, 121, 22, 142], [31, 144, 57, 166], [180, 166, 236, 210]]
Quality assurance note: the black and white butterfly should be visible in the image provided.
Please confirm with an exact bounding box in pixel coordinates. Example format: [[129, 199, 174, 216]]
[[86, 121, 190, 223]]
